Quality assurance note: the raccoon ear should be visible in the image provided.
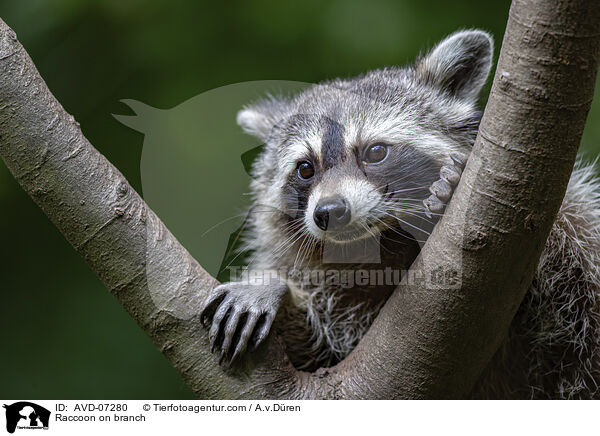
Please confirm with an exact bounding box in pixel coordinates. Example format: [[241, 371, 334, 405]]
[[236, 96, 290, 141], [416, 29, 493, 101]]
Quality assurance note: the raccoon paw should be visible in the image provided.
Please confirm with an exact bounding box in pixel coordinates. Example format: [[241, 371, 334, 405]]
[[423, 154, 466, 218], [200, 281, 288, 366]]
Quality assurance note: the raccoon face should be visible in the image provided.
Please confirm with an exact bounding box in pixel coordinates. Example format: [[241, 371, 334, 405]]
[[273, 116, 444, 244], [239, 30, 493, 247]]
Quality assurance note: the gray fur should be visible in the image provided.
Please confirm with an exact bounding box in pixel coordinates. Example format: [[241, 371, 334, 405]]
[[201, 30, 600, 398], [471, 161, 600, 399]]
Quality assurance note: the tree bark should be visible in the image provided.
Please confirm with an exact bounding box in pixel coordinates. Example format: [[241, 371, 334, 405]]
[[0, 0, 598, 399]]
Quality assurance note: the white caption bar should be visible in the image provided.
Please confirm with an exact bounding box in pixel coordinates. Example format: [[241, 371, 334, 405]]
[[0, 400, 596, 436]]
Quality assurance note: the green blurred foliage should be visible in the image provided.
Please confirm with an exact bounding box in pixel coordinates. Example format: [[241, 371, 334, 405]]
[[0, 0, 598, 398]]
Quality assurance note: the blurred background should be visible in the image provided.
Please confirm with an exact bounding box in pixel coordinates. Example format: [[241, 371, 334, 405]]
[[0, 0, 598, 399]]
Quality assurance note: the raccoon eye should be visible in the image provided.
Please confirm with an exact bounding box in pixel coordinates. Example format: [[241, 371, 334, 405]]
[[363, 143, 388, 164], [297, 161, 315, 180]]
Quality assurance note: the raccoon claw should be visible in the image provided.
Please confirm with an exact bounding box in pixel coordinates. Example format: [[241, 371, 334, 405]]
[[450, 153, 467, 170], [423, 154, 466, 217], [430, 179, 453, 202], [200, 281, 288, 366], [439, 164, 461, 186], [423, 195, 445, 218]]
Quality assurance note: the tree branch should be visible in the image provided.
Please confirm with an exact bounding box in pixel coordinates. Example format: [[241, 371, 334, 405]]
[[0, 0, 598, 399]]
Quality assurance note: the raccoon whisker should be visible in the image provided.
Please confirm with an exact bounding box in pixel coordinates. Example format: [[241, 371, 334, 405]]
[[374, 168, 438, 190], [366, 217, 422, 249], [251, 207, 291, 214], [384, 190, 429, 201], [301, 235, 319, 269], [303, 235, 319, 269], [272, 218, 303, 241], [384, 203, 428, 211], [234, 214, 299, 266], [382, 204, 437, 225], [270, 223, 306, 259], [293, 232, 312, 270], [284, 226, 309, 258], [299, 237, 313, 268], [268, 223, 305, 259], [383, 185, 431, 194], [252, 206, 305, 219], [303, 234, 319, 268], [252, 201, 305, 213], [373, 173, 420, 190], [379, 233, 415, 248], [377, 184, 430, 195], [272, 231, 302, 256], [369, 216, 424, 244], [383, 191, 427, 198], [378, 210, 431, 239], [381, 200, 429, 213], [384, 196, 426, 201], [282, 216, 305, 227], [221, 254, 246, 273], [217, 207, 263, 269], [386, 211, 435, 227], [391, 222, 430, 242], [200, 213, 249, 238], [359, 223, 395, 254], [251, 203, 282, 211], [382, 199, 437, 213], [384, 197, 427, 204], [360, 222, 378, 239], [221, 239, 257, 273], [270, 233, 305, 267]]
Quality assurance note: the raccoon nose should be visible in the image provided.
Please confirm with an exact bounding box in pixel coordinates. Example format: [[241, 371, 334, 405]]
[[313, 196, 351, 231]]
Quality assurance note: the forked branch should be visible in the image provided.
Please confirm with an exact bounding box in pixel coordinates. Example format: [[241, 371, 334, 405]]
[[0, 0, 598, 398]]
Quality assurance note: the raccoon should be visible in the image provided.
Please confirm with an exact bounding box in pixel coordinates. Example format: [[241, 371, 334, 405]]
[[200, 30, 600, 399]]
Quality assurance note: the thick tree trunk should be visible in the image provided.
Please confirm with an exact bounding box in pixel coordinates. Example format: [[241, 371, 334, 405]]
[[0, 0, 598, 399]]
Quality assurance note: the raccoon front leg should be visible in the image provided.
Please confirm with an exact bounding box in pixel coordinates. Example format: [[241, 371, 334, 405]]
[[423, 154, 466, 218], [200, 281, 289, 365]]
